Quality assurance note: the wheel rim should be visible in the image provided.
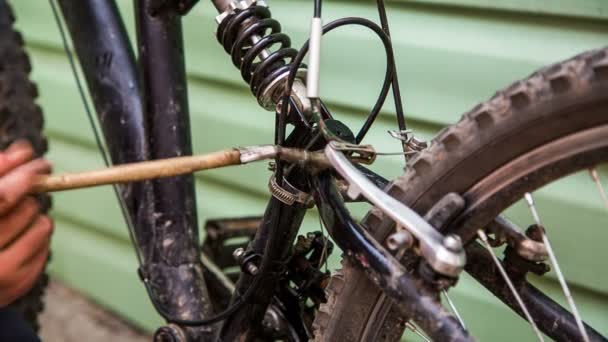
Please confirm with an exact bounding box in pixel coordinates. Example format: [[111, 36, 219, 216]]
[[446, 124, 608, 341], [451, 124, 608, 244]]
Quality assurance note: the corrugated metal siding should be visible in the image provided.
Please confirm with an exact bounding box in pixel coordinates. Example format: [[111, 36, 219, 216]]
[[11, 0, 608, 340]]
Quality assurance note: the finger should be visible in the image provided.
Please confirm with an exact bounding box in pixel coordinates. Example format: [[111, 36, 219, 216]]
[[1, 215, 53, 268], [0, 197, 39, 248], [0, 159, 52, 215], [0, 234, 49, 289], [0, 214, 51, 288], [0, 247, 48, 307], [0, 140, 34, 177]]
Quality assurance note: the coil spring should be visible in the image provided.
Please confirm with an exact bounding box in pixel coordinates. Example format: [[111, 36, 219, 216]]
[[217, 5, 299, 110]]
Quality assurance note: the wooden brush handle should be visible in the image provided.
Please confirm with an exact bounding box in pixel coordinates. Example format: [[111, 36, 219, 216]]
[[33, 149, 242, 193]]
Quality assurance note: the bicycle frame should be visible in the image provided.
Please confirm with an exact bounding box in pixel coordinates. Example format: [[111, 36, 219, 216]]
[[57, 0, 215, 339], [56, 1, 320, 340], [48, 1, 559, 342]]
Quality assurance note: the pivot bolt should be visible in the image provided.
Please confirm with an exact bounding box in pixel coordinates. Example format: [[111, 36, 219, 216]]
[[245, 262, 259, 275], [443, 234, 463, 252], [386, 229, 414, 251], [233, 247, 245, 261], [233, 247, 259, 275]]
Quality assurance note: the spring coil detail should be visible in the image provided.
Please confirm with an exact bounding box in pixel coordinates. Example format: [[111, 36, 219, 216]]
[[217, 5, 299, 110]]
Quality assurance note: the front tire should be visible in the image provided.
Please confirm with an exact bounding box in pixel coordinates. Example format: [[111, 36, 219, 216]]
[[0, 0, 50, 332], [312, 47, 608, 341]]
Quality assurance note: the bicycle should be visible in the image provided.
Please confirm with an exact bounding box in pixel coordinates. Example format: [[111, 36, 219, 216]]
[[1, 0, 606, 340]]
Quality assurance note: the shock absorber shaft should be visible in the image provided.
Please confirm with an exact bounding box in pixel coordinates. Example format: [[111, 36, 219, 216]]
[[214, 0, 271, 59], [250, 35, 270, 59]]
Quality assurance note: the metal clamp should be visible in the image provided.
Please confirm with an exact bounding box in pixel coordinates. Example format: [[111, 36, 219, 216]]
[[269, 174, 313, 206], [388, 130, 428, 152], [329, 142, 377, 165], [325, 141, 465, 277], [239, 145, 278, 163]]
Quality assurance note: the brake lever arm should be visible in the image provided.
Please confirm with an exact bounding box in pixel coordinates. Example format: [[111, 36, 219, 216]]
[[324, 141, 465, 277]]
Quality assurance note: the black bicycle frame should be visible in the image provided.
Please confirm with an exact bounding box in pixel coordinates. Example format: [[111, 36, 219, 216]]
[[57, 0, 214, 340], [55, 0, 310, 340]]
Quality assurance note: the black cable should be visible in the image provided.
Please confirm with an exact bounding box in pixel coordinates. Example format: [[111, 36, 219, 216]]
[[314, 0, 322, 18], [280, 17, 394, 147], [143, 274, 262, 325], [372, 0, 408, 156]]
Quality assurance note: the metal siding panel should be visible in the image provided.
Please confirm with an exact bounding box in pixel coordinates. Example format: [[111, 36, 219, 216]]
[[391, 0, 608, 21], [48, 218, 164, 330]]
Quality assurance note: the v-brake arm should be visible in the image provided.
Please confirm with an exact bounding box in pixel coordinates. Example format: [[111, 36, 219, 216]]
[[324, 141, 466, 277], [312, 171, 473, 342]]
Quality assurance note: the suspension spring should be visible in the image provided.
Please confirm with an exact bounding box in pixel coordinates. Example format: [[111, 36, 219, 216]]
[[216, 3, 302, 110]]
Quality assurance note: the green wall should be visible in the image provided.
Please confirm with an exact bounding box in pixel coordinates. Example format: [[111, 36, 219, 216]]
[[11, 0, 608, 340]]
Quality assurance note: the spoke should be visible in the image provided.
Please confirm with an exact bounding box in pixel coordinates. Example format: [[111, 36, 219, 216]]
[[524, 193, 590, 342], [589, 168, 608, 210], [318, 214, 329, 273], [478, 230, 546, 342], [201, 252, 235, 292], [442, 290, 467, 331], [406, 322, 432, 342]]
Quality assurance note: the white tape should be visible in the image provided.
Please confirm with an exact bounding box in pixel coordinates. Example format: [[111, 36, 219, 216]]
[[306, 17, 323, 98]]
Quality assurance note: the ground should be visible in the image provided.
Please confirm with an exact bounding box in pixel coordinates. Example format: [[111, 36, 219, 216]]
[[39, 279, 151, 342]]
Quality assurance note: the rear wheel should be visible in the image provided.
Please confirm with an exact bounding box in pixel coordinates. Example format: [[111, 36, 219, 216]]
[[0, 0, 50, 332], [313, 47, 608, 341]]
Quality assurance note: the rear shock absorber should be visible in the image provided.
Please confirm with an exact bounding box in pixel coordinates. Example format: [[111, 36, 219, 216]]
[[214, 0, 308, 112]]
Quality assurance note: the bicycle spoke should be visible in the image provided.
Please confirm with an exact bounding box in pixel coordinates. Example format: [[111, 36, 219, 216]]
[[318, 214, 329, 273], [589, 168, 608, 210], [442, 290, 467, 331], [524, 193, 590, 342], [477, 230, 546, 342], [406, 322, 432, 342]]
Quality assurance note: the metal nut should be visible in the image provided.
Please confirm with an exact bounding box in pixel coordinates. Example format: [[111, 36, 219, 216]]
[[387, 229, 414, 251]]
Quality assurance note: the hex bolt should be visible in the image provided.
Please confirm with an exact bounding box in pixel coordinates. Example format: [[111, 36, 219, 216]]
[[233, 247, 259, 275], [263, 308, 286, 333], [443, 234, 463, 252], [245, 262, 259, 275], [386, 230, 413, 251], [233, 247, 245, 261]]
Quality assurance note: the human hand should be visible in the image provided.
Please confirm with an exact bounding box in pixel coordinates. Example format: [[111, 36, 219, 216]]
[[0, 140, 52, 307]]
